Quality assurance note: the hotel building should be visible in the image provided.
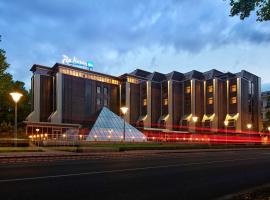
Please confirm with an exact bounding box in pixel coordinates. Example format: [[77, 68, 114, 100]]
[[25, 63, 261, 136], [261, 91, 270, 130]]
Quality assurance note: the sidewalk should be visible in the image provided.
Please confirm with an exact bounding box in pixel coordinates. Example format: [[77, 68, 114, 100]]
[[0, 146, 270, 159]]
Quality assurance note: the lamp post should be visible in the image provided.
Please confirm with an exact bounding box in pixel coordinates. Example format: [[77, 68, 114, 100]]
[[9, 92, 23, 147], [247, 123, 252, 144], [224, 121, 229, 146], [120, 107, 128, 142], [35, 128, 40, 146], [192, 116, 198, 133]]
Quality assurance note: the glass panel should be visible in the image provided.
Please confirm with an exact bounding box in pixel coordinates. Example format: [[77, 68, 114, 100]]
[[87, 107, 146, 141]]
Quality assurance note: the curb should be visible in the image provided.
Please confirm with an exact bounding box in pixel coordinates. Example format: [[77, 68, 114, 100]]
[[0, 147, 269, 159]]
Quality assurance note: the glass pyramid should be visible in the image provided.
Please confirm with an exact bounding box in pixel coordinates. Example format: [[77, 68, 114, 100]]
[[86, 107, 147, 142]]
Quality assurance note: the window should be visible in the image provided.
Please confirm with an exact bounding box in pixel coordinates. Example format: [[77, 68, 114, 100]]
[[96, 86, 101, 94], [185, 86, 191, 94], [208, 85, 213, 93], [208, 97, 213, 105], [231, 97, 237, 104], [163, 98, 168, 106], [104, 99, 108, 106], [143, 99, 147, 106], [96, 98, 101, 105], [104, 87, 108, 95], [231, 85, 237, 92]]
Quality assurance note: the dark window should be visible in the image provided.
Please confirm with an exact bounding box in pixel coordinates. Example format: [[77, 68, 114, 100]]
[[104, 87, 108, 95], [97, 86, 101, 94], [104, 98, 108, 106]]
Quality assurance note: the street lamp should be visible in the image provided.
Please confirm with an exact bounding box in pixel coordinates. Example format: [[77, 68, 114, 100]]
[[120, 106, 128, 141], [192, 116, 198, 133], [224, 121, 229, 145], [10, 92, 23, 147], [247, 123, 252, 144]]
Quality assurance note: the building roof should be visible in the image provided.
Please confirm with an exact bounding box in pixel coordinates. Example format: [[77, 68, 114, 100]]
[[166, 71, 184, 81], [130, 69, 152, 78], [184, 70, 204, 80], [236, 70, 259, 80], [30, 64, 52, 72], [216, 72, 236, 80], [147, 71, 167, 82], [262, 91, 270, 96], [203, 69, 224, 80]]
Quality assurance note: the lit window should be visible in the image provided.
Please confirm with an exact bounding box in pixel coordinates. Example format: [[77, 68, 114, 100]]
[[185, 86, 191, 94], [143, 99, 147, 106], [96, 98, 101, 105], [163, 98, 168, 105], [231, 85, 237, 92], [231, 97, 237, 104], [208, 85, 213, 93], [104, 87, 108, 95], [97, 86, 101, 94], [208, 97, 213, 105]]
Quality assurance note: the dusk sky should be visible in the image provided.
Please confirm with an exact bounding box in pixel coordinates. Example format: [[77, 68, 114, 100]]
[[0, 0, 270, 90]]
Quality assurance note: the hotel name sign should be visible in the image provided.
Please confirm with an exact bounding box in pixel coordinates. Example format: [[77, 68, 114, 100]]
[[62, 55, 93, 70]]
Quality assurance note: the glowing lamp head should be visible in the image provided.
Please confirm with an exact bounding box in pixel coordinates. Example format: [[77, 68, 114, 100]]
[[224, 121, 229, 127], [10, 92, 23, 103], [120, 107, 128, 115], [247, 124, 252, 129], [192, 116, 198, 123], [267, 127, 270, 131]]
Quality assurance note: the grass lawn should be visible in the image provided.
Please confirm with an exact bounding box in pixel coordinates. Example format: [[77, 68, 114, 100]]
[[0, 147, 44, 153]]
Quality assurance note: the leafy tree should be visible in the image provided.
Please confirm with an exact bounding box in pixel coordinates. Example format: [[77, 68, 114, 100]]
[[0, 36, 31, 135], [265, 110, 270, 124], [229, 0, 270, 21]]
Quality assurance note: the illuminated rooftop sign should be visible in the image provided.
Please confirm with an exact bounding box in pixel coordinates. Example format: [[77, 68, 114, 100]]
[[62, 55, 93, 70]]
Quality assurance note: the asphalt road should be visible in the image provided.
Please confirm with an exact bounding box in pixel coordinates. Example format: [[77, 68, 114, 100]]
[[1, 149, 270, 200]]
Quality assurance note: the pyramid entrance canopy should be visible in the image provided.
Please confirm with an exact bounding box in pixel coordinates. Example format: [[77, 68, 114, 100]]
[[86, 107, 147, 142]]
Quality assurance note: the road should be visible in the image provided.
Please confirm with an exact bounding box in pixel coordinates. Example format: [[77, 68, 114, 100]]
[[0, 149, 270, 200]]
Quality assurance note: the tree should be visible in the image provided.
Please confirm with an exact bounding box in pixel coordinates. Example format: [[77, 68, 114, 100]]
[[229, 0, 270, 21], [0, 36, 31, 136]]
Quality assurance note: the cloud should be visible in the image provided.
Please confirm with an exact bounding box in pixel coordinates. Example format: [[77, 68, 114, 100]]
[[0, 0, 270, 88]]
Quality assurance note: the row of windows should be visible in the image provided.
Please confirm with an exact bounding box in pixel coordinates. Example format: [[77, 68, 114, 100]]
[[142, 98, 168, 106], [96, 98, 108, 106], [185, 84, 236, 94], [127, 77, 140, 84], [141, 96, 236, 106], [207, 97, 236, 105], [96, 86, 108, 95], [60, 68, 119, 85]]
